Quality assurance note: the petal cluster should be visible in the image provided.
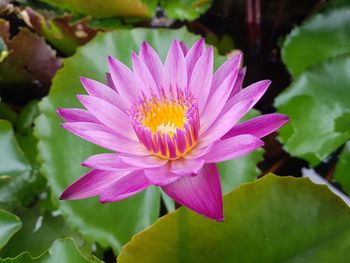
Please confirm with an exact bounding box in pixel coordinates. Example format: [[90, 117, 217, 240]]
[[58, 39, 288, 221]]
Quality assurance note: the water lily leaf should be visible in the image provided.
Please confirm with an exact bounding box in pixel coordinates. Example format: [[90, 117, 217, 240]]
[[118, 174, 350, 263], [0, 102, 17, 125], [160, 0, 212, 20], [22, 7, 97, 55], [160, 190, 175, 213], [334, 141, 350, 195], [218, 109, 263, 193], [0, 120, 30, 178], [0, 238, 103, 262], [0, 209, 22, 250], [275, 56, 350, 166], [14, 101, 40, 165], [0, 120, 44, 211], [34, 28, 213, 252], [0, 205, 79, 258], [0, 19, 62, 103], [40, 0, 157, 18], [282, 5, 350, 77]]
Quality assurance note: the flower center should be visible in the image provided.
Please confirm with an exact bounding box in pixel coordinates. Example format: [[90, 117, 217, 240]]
[[129, 88, 199, 160], [142, 99, 187, 137]]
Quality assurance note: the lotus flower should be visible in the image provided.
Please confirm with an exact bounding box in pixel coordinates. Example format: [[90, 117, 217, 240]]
[[57, 39, 288, 221]]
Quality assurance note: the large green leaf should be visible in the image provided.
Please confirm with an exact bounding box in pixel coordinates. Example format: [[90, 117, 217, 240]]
[[334, 141, 350, 195], [282, 5, 350, 77], [0, 210, 22, 250], [40, 0, 157, 18], [0, 207, 79, 258], [14, 101, 40, 166], [218, 109, 263, 193], [118, 174, 350, 262], [0, 238, 102, 262], [0, 102, 17, 125], [35, 28, 226, 252], [275, 56, 350, 166], [0, 120, 43, 211], [0, 120, 30, 177], [160, 0, 212, 20]]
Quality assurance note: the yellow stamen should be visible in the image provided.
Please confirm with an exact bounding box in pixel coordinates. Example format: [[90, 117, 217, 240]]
[[142, 99, 187, 137]]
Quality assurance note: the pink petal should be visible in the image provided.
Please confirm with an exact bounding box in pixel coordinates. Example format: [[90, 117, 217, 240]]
[[164, 40, 187, 90], [77, 95, 136, 141], [61, 122, 147, 154], [189, 47, 213, 112], [171, 158, 205, 175], [57, 108, 97, 123], [230, 67, 246, 98], [223, 113, 289, 139], [204, 135, 264, 163], [145, 164, 182, 186], [80, 77, 127, 111], [120, 154, 167, 168], [139, 41, 164, 87], [184, 140, 217, 160], [179, 41, 188, 55], [200, 69, 239, 133], [162, 163, 223, 221], [84, 130, 149, 155], [106, 72, 117, 90], [212, 52, 242, 92], [99, 170, 151, 203], [222, 79, 271, 114], [185, 38, 205, 80], [60, 169, 129, 200], [132, 52, 158, 97], [83, 152, 167, 171], [200, 100, 253, 145], [82, 153, 126, 170], [108, 55, 141, 103]]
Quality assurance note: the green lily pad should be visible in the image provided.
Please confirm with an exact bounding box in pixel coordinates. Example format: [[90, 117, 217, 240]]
[[0, 238, 102, 262], [0, 120, 43, 211], [0, 102, 17, 125], [40, 0, 157, 18], [275, 56, 350, 166], [218, 109, 263, 193], [0, 206, 79, 258], [0, 120, 30, 177], [35, 28, 226, 252], [23, 7, 97, 56], [14, 101, 40, 165], [160, 0, 212, 20], [334, 141, 350, 195], [118, 174, 350, 263], [0, 209, 22, 250], [282, 5, 350, 77]]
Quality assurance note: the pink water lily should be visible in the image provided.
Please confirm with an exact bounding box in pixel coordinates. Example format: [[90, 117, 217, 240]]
[[57, 39, 288, 221]]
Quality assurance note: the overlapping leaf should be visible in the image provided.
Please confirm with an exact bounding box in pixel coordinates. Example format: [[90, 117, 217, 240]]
[[0, 120, 43, 210], [0, 210, 22, 250], [282, 5, 350, 77], [275, 56, 350, 165], [334, 141, 350, 195], [118, 174, 350, 262], [0, 239, 102, 262], [40, 0, 157, 18], [160, 0, 212, 20], [0, 207, 78, 258]]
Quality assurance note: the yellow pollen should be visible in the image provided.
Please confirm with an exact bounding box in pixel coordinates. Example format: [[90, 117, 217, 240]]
[[142, 100, 187, 136]]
